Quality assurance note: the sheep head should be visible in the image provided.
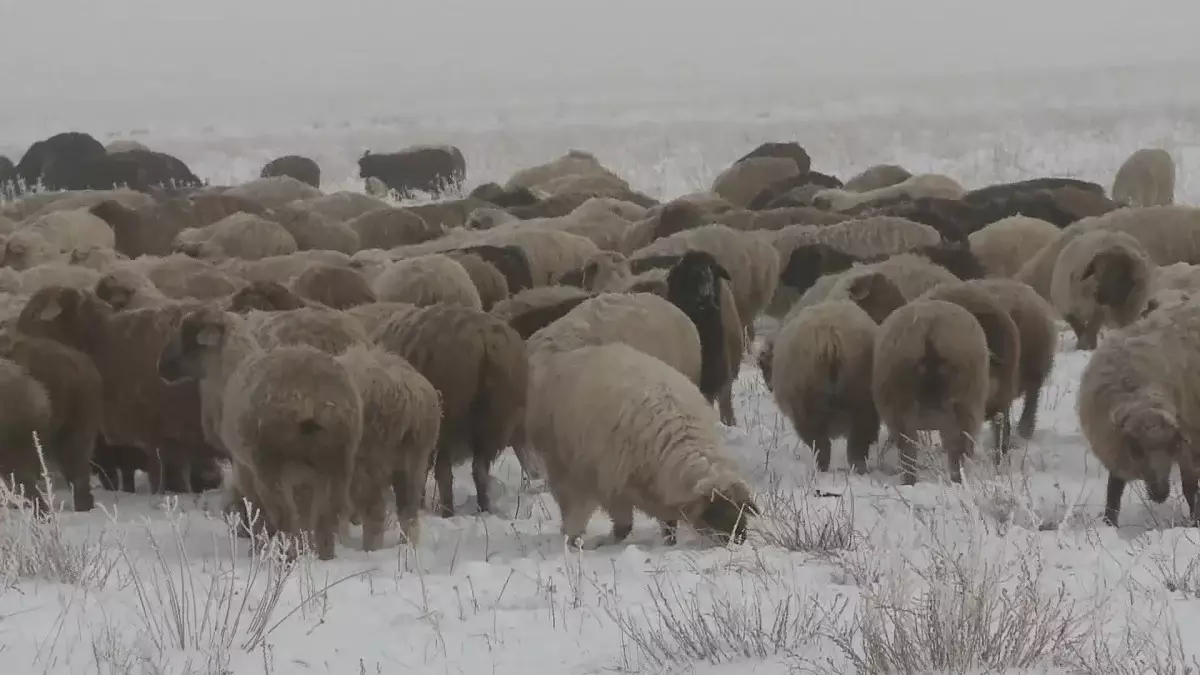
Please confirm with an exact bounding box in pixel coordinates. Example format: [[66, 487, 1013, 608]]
[[656, 200, 704, 238], [1111, 394, 1185, 502], [666, 250, 729, 310], [158, 306, 228, 384], [845, 272, 905, 324], [225, 280, 308, 313], [16, 286, 112, 352], [94, 271, 142, 311], [780, 243, 857, 295], [690, 482, 759, 546], [1083, 249, 1139, 308]]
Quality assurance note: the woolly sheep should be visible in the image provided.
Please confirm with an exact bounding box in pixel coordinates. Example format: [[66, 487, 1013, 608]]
[[346, 207, 443, 250], [0, 330, 103, 510], [1076, 310, 1198, 526], [17, 287, 218, 493], [223, 175, 322, 209], [344, 301, 420, 337], [711, 156, 802, 208], [269, 205, 361, 255], [505, 150, 624, 193], [1050, 229, 1153, 350], [292, 191, 390, 222], [157, 307, 363, 559], [0, 357, 52, 510], [134, 254, 244, 302], [873, 298, 990, 484], [373, 305, 528, 517], [489, 285, 596, 339], [289, 263, 376, 310], [220, 250, 353, 287], [918, 282, 1022, 454], [875, 242, 986, 282], [16, 262, 105, 296], [371, 253, 482, 309], [1112, 148, 1175, 207], [260, 155, 321, 188], [968, 216, 1062, 278], [15, 208, 116, 255], [466, 206, 518, 230], [174, 212, 299, 261], [770, 300, 880, 473], [814, 174, 964, 213], [407, 197, 493, 231], [631, 223, 778, 345], [966, 278, 1058, 439], [337, 344, 441, 549], [249, 306, 371, 355], [225, 280, 315, 313], [768, 243, 862, 318], [443, 250, 510, 311], [772, 216, 940, 265], [527, 197, 637, 251], [454, 244, 534, 294], [843, 164, 912, 193], [620, 200, 707, 254], [95, 267, 174, 310], [555, 250, 632, 292], [480, 228, 601, 287], [526, 342, 758, 548], [831, 253, 961, 304]]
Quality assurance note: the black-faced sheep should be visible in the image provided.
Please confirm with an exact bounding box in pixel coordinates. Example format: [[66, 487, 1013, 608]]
[[769, 243, 861, 317], [373, 305, 528, 517], [157, 307, 363, 559], [0, 357, 53, 509], [771, 300, 880, 473], [528, 342, 758, 548], [873, 298, 990, 484], [0, 330, 103, 510], [260, 155, 321, 188], [289, 263, 376, 310], [372, 254, 482, 309], [968, 216, 1061, 278], [1112, 148, 1175, 207], [918, 282, 1022, 454], [359, 146, 466, 199], [1050, 229, 1153, 350]]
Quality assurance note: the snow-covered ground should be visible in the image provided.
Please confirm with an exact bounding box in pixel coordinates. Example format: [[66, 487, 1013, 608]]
[[6, 60, 1200, 673]]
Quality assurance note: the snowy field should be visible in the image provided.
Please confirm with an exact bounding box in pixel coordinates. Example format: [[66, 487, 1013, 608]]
[[8, 58, 1200, 672]]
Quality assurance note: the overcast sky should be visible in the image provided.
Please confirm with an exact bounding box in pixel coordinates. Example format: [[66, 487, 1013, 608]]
[[3, 0, 1197, 131]]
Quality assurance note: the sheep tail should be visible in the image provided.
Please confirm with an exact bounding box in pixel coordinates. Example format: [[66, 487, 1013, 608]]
[[472, 323, 529, 452], [915, 334, 946, 405]]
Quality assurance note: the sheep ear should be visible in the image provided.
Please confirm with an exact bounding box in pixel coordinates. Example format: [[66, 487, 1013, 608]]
[[196, 324, 224, 347], [848, 282, 868, 301], [38, 298, 62, 321]]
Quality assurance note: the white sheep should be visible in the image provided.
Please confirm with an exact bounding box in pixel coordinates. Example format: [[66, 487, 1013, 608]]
[[480, 227, 601, 287], [526, 342, 758, 548], [504, 149, 624, 193], [1112, 148, 1175, 207], [6, 209, 116, 268], [222, 176, 323, 210], [1050, 229, 1153, 350], [842, 164, 912, 193], [813, 174, 964, 212], [371, 253, 482, 309], [174, 212, 299, 261], [968, 216, 1062, 278]]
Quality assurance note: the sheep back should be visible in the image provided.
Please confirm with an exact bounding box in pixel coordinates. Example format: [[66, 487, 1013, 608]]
[[372, 253, 482, 309]]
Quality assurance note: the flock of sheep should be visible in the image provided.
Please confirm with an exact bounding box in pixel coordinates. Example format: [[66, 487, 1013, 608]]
[[0, 132, 1194, 560]]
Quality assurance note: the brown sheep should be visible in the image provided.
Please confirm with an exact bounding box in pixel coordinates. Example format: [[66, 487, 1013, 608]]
[[226, 280, 316, 313], [0, 330, 103, 510], [289, 263, 377, 310], [346, 207, 442, 250], [15, 287, 219, 493], [0, 357, 52, 510], [373, 305, 528, 517], [444, 250, 511, 311]]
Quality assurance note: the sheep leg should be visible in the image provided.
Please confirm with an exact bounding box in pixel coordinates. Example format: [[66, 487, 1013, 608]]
[[1103, 474, 1126, 526], [311, 483, 340, 561], [59, 450, 95, 512], [433, 449, 456, 517], [992, 411, 1012, 458], [942, 427, 971, 484], [1180, 466, 1199, 525], [660, 520, 679, 545], [471, 452, 494, 514], [846, 421, 876, 475], [393, 465, 428, 545], [812, 437, 833, 472], [559, 495, 598, 550], [1017, 387, 1041, 440], [354, 481, 388, 553], [896, 428, 920, 486], [718, 383, 736, 427], [606, 501, 635, 545]]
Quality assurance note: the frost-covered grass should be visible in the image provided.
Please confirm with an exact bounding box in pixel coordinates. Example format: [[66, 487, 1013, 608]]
[[5, 66, 1200, 673]]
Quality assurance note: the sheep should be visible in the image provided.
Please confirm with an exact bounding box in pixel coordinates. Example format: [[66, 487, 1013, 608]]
[[1050, 229, 1153, 350], [373, 305, 528, 516], [173, 212, 299, 261], [156, 307, 363, 559], [526, 342, 758, 548], [220, 250, 354, 287], [454, 244, 534, 293], [140, 254, 244, 301], [106, 139, 151, 154], [529, 198, 638, 251], [480, 228, 602, 287], [831, 253, 961, 304], [249, 306, 372, 355], [16, 287, 218, 493], [371, 254, 482, 309], [5, 210, 115, 269], [873, 298, 990, 484], [631, 223, 778, 345], [772, 216, 941, 263], [874, 242, 987, 282], [967, 278, 1058, 439], [269, 205, 361, 255], [815, 174, 964, 212], [505, 150, 622, 193], [443, 250, 510, 310], [0, 330, 103, 510], [344, 301, 420, 337], [711, 156, 803, 208], [260, 155, 321, 188], [769, 243, 869, 318], [0, 357, 53, 510], [95, 267, 175, 311], [407, 197, 493, 231], [968, 216, 1062, 277], [1112, 148, 1175, 207], [555, 250, 632, 291], [292, 191, 390, 222], [770, 300, 880, 473], [466, 206, 518, 230], [843, 164, 912, 193], [489, 285, 596, 339], [289, 263, 376, 310], [620, 200, 707, 254], [336, 344, 441, 549], [359, 145, 466, 199], [223, 176, 322, 210], [1152, 262, 1200, 292], [16, 262, 105, 296], [918, 282, 1022, 454], [1076, 315, 1196, 526], [346, 207, 443, 250]]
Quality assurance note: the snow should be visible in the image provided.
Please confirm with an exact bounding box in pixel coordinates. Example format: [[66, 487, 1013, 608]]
[[6, 13, 1200, 669]]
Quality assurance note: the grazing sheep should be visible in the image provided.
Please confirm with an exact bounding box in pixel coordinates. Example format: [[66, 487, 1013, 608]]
[[968, 216, 1061, 278], [1112, 148, 1175, 207], [15, 132, 107, 193], [225, 280, 312, 313], [769, 242, 862, 315], [968, 278, 1058, 439], [620, 200, 707, 254], [857, 197, 982, 242], [454, 244, 534, 294], [10, 208, 116, 264], [771, 300, 880, 473], [0, 357, 52, 509], [555, 250, 632, 292], [359, 145, 466, 199], [346, 207, 442, 249], [1076, 314, 1196, 526], [842, 164, 912, 193], [406, 197, 493, 231], [466, 206, 518, 230], [67, 150, 202, 192], [344, 301, 420, 336], [289, 263, 376, 310], [963, 177, 1106, 205], [873, 299, 990, 484], [292, 192, 390, 222], [1050, 229, 1153, 349], [489, 285, 596, 339], [631, 223, 779, 345], [527, 342, 758, 548], [224, 176, 322, 210], [868, 242, 986, 282], [528, 198, 636, 251], [481, 228, 601, 287], [337, 345, 441, 549], [269, 205, 361, 255], [505, 150, 621, 193], [814, 174, 965, 213], [16, 287, 217, 493], [94, 267, 175, 310], [919, 282, 1022, 454], [260, 155, 321, 188], [372, 254, 482, 309], [174, 212, 298, 261], [443, 250, 510, 310], [157, 307, 363, 559], [88, 197, 200, 258], [773, 216, 941, 262], [373, 305, 528, 517], [736, 141, 812, 175], [711, 156, 802, 208], [249, 306, 371, 355], [188, 191, 271, 225], [470, 182, 540, 208], [0, 330, 103, 510], [835, 253, 961, 303]]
